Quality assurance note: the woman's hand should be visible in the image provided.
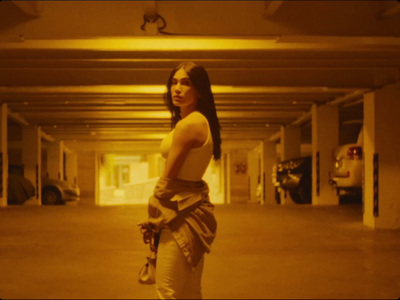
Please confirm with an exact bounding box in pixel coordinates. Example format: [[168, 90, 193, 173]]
[[138, 222, 153, 244]]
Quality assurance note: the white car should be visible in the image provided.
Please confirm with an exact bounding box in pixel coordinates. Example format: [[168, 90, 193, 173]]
[[329, 126, 363, 199], [42, 177, 80, 205]]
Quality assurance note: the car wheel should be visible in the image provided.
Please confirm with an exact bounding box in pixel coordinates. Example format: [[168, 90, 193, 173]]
[[42, 187, 63, 205], [298, 175, 312, 204], [275, 187, 281, 204], [339, 194, 362, 204], [289, 190, 302, 204], [289, 176, 311, 204]]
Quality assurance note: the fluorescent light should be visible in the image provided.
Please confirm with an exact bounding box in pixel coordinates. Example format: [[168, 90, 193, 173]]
[[0, 36, 280, 51]]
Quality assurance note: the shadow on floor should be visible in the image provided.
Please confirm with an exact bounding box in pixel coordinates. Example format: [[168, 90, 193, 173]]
[[0, 203, 399, 299]]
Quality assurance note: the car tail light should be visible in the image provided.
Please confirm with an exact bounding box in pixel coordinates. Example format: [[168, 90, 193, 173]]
[[347, 146, 362, 160]]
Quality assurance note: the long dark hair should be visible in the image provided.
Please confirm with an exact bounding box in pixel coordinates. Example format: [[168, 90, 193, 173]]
[[164, 62, 221, 160]]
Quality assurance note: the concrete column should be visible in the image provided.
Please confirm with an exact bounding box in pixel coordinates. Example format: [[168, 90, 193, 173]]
[[223, 152, 231, 204], [77, 150, 96, 205], [248, 142, 263, 203], [278, 125, 302, 204], [363, 82, 400, 229], [312, 104, 339, 205], [147, 153, 160, 178], [22, 125, 41, 204], [281, 125, 301, 160], [0, 103, 8, 207], [47, 141, 64, 180], [263, 140, 277, 205], [95, 151, 100, 206], [230, 149, 249, 203], [65, 151, 78, 184]]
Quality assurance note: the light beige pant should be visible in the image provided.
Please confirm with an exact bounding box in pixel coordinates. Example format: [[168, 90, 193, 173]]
[[156, 228, 204, 299]]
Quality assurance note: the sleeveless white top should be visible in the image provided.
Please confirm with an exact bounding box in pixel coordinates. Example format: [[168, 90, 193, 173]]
[[160, 112, 213, 181]]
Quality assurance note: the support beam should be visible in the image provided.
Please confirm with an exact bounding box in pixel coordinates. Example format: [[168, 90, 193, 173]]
[[22, 126, 41, 205], [47, 141, 64, 180], [65, 152, 78, 184], [363, 82, 400, 229], [269, 88, 369, 142], [328, 90, 367, 106], [11, 0, 44, 17], [311, 104, 339, 205], [263, 1, 285, 17], [291, 111, 311, 126], [377, 2, 400, 19], [263, 140, 277, 205], [0, 104, 8, 206], [268, 131, 281, 142], [8, 109, 30, 126], [40, 131, 55, 142]]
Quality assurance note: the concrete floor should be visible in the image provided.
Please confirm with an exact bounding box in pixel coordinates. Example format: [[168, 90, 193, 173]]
[[1, 201, 400, 299]]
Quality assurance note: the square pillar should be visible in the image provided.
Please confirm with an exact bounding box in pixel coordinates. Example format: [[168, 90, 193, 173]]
[[65, 151, 78, 184], [230, 149, 249, 203], [281, 125, 301, 161], [95, 151, 100, 206], [263, 140, 277, 205], [248, 141, 263, 204], [77, 150, 96, 205], [147, 153, 160, 179], [278, 125, 302, 204], [22, 125, 42, 205], [363, 82, 400, 229], [312, 104, 339, 205], [47, 141, 64, 180], [0, 103, 8, 207], [224, 152, 231, 204]]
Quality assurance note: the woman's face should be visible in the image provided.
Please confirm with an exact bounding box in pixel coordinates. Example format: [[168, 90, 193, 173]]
[[170, 68, 199, 111]]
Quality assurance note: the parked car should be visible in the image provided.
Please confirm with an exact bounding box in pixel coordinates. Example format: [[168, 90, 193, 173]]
[[7, 173, 35, 205], [8, 164, 80, 205], [273, 156, 312, 204], [329, 130, 363, 199], [329, 127, 363, 201], [41, 177, 80, 205]]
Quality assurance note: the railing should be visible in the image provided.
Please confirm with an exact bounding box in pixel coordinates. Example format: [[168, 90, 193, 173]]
[[100, 178, 158, 206]]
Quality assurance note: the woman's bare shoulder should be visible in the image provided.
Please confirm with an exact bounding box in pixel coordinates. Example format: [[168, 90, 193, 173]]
[[175, 112, 208, 140], [180, 111, 208, 127]]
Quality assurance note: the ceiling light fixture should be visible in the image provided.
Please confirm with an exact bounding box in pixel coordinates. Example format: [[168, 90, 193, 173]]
[[140, 14, 165, 35]]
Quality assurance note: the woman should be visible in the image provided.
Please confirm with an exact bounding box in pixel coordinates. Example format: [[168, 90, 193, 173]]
[[139, 62, 221, 299]]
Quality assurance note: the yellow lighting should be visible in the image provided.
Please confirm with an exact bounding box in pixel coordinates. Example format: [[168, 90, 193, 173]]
[[0, 85, 296, 95], [1, 36, 280, 51], [2, 36, 400, 53]]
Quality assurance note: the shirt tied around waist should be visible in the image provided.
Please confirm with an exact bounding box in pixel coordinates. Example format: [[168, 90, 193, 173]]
[[143, 176, 217, 269]]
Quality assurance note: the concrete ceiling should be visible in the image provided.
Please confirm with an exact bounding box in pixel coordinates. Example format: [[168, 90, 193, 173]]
[[1, 1, 400, 152]]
